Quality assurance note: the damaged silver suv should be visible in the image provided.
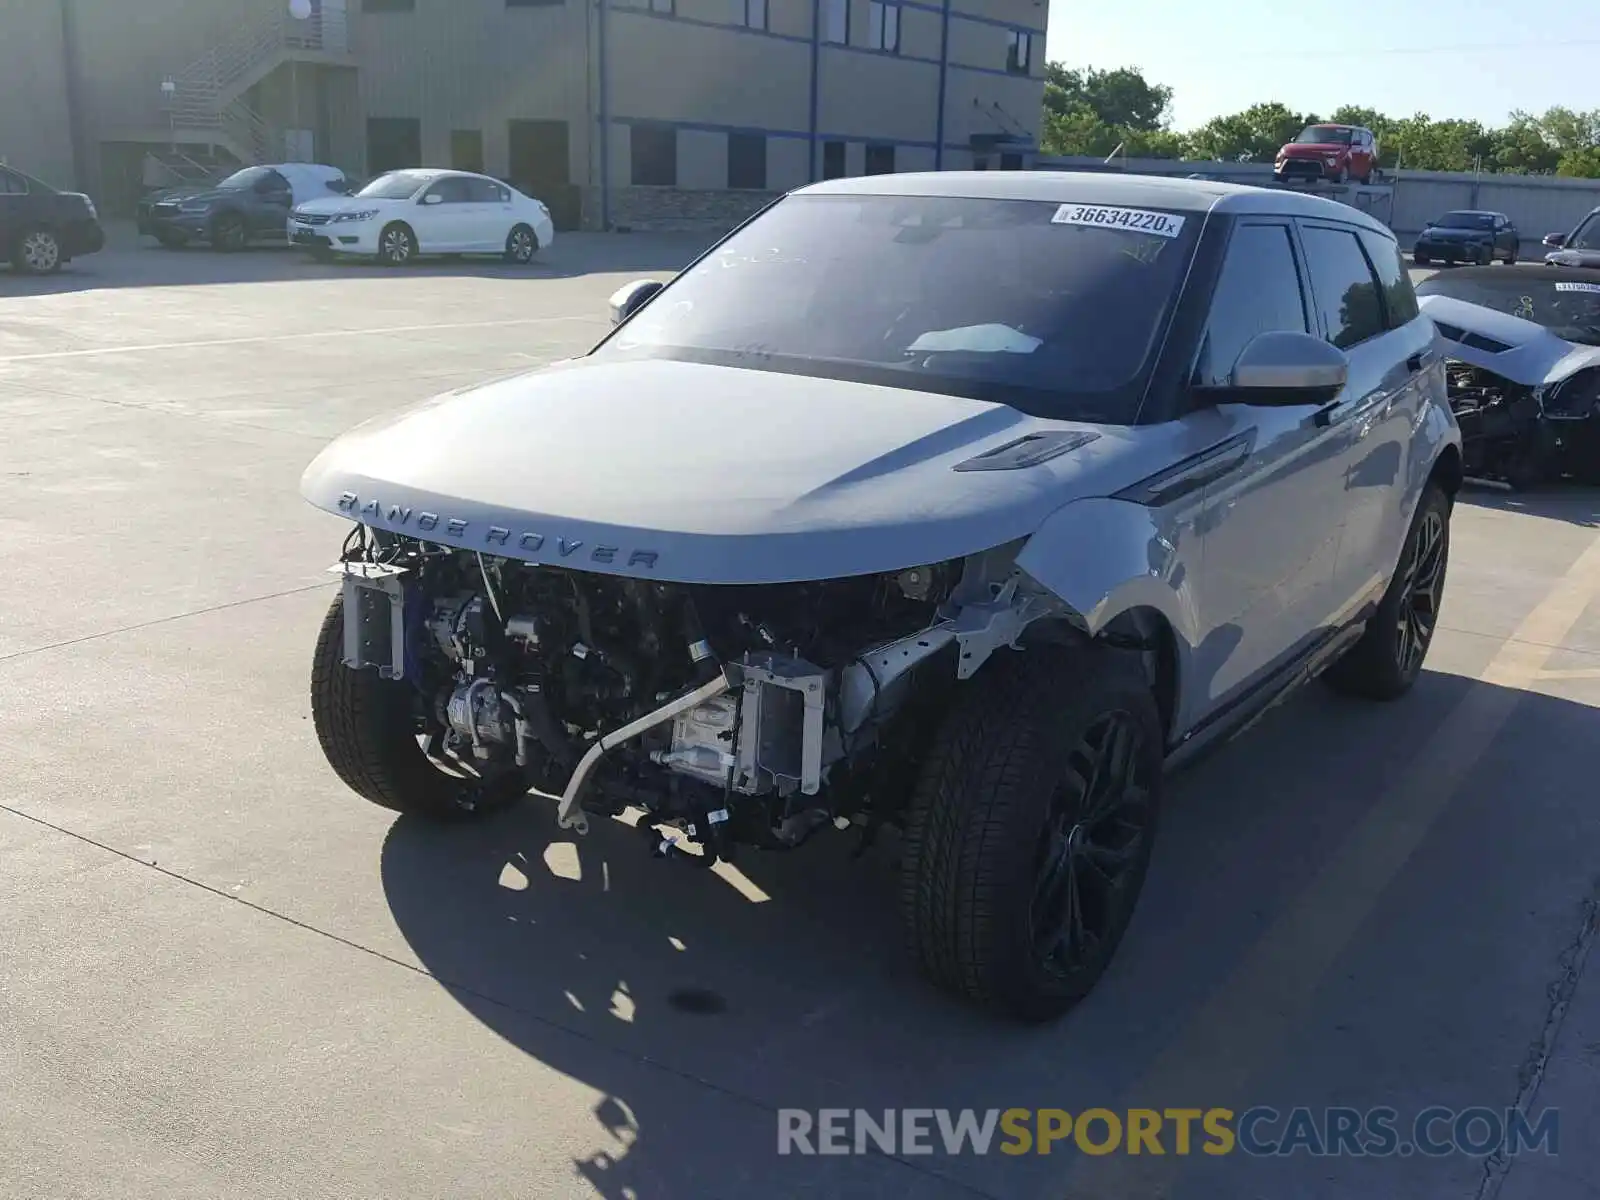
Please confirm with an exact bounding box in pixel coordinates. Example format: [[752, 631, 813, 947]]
[[301, 173, 1461, 1021]]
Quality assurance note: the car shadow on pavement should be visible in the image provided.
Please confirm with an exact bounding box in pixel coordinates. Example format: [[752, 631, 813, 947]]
[[1459, 484, 1600, 529], [377, 666, 1600, 1199], [0, 232, 709, 296]]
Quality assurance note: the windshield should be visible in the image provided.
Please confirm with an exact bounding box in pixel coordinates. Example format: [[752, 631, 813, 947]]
[[356, 171, 432, 199], [1417, 272, 1600, 345], [218, 166, 279, 190], [1436, 211, 1494, 230], [1296, 126, 1353, 144], [593, 193, 1199, 422]]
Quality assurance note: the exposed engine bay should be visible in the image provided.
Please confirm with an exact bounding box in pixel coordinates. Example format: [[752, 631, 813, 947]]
[[332, 526, 1057, 859], [1443, 359, 1600, 488]]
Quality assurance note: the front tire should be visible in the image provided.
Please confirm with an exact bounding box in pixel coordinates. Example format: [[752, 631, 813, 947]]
[[310, 593, 525, 819], [377, 222, 417, 266], [1322, 483, 1451, 701], [900, 642, 1164, 1022], [12, 227, 63, 274]]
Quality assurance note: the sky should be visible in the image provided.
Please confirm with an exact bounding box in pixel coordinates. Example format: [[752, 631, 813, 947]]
[[1044, 0, 1600, 131]]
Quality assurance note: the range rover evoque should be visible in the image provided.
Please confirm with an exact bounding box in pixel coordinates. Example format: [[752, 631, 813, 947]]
[[301, 173, 1462, 1021]]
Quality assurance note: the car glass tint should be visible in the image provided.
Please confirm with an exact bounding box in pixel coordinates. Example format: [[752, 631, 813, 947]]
[[430, 177, 473, 203], [1191, 223, 1307, 388], [357, 171, 433, 199], [595, 193, 1201, 422], [1358, 230, 1420, 328], [1299, 225, 1387, 350], [1568, 213, 1600, 251], [1296, 126, 1352, 144], [466, 178, 504, 203], [1438, 212, 1493, 229], [218, 166, 276, 190]]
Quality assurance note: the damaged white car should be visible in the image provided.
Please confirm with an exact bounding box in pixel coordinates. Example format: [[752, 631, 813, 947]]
[[301, 173, 1462, 1021], [1416, 265, 1600, 488]]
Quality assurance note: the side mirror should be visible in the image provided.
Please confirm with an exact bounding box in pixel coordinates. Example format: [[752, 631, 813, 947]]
[[423, 192, 444, 206], [1221, 331, 1349, 406], [1544, 232, 1567, 247], [608, 278, 665, 326]]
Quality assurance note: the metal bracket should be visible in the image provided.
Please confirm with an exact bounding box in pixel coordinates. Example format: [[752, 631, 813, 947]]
[[330, 560, 409, 680]]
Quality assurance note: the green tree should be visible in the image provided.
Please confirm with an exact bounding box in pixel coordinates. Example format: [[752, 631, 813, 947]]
[[1186, 102, 1318, 162], [1044, 64, 1174, 131], [1490, 112, 1560, 174], [1556, 146, 1600, 178]]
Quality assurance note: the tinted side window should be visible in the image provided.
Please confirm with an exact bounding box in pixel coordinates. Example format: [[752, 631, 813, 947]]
[[1299, 225, 1387, 349], [0, 169, 28, 195], [1192, 222, 1308, 388], [465, 177, 506, 203], [1569, 213, 1600, 251], [1358, 229, 1419, 328], [428, 177, 474, 203]]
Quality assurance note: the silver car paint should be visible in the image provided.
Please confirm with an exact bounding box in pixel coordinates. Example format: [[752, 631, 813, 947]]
[[302, 171, 1458, 743], [1419, 293, 1600, 385]]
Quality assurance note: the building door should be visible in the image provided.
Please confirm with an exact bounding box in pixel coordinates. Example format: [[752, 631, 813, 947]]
[[451, 130, 484, 173], [367, 117, 420, 175], [508, 119, 576, 230]]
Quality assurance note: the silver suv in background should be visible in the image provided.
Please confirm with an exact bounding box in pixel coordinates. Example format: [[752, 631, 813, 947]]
[[300, 174, 1462, 1021]]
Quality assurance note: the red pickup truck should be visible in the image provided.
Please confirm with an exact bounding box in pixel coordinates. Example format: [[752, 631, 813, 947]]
[[1274, 124, 1379, 185]]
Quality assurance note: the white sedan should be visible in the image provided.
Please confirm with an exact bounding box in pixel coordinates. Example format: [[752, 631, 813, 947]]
[[290, 168, 555, 265]]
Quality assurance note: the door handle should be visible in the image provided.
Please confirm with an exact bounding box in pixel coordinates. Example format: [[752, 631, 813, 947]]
[[1407, 349, 1436, 373]]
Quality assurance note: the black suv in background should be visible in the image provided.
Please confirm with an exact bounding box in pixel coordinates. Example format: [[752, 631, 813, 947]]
[[1, 163, 105, 275]]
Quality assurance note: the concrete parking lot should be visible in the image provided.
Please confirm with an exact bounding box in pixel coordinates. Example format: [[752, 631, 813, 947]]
[[2, 238, 1598, 1200]]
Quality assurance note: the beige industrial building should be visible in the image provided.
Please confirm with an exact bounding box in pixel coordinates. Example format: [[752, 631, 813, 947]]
[[1, 0, 1046, 230]]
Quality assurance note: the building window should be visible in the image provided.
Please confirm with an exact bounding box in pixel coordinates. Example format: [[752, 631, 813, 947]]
[[1006, 30, 1032, 74], [362, 0, 414, 11], [744, 0, 767, 28], [631, 125, 677, 186], [822, 140, 846, 179], [1000, 152, 1022, 170], [867, 2, 899, 52], [865, 144, 895, 175], [823, 0, 848, 44], [728, 134, 767, 190], [367, 116, 421, 174]]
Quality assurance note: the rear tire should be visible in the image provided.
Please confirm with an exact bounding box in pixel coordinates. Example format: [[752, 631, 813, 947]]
[[1322, 484, 1451, 701], [900, 642, 1164, 1022], [504, 223, 539, 265], [211, 212, 247, 252], [310, 593, 525, 819]]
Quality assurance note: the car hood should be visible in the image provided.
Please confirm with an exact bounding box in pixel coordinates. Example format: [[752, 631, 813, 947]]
[[1420, 294, 1600, 384], [295, 195, 401, 216], [1545, 247, 1600, 268], [300, 358, 1154, 585]]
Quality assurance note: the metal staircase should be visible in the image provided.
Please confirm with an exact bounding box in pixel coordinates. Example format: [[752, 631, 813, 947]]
[[162, 6, 351, 165]]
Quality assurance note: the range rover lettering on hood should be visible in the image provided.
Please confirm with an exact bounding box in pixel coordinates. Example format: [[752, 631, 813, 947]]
[[336, 491, 661, 570]]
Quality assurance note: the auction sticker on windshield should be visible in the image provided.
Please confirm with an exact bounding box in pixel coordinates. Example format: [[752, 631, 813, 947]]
[[1554, 281, 1600, 293], [1051, 204, 1186, 239]]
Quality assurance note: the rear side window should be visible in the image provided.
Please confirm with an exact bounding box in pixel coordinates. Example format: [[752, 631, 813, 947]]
[[1192, 222, 1308, 388], [466, 177, 508, 203], [1298, 224, 1387, 349], [1569, 212, 1600, 251], [1358, 229, 1420, 328]]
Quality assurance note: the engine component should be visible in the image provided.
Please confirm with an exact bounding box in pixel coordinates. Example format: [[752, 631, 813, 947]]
[[444, 678, 514, 759], [732, 653, 832, 796], [653, 692, 739, 786], [333, 560, 409, 680]]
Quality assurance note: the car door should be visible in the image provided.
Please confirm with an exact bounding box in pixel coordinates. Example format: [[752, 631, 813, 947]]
[[249, 169, 293, 239], [1177, 219, 1357, 713], [0, 167, 28, 245], [1340, 226, 1439, 602], [1295, 220, 1428, 618], [463, 176, 514, 251], [415, 176, 473, 250]]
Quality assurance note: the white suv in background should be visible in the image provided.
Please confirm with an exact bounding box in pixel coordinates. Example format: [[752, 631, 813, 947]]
[[291, 168, 555, 266]]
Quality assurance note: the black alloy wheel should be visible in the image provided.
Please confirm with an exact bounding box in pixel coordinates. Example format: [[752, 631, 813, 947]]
[[1031, 711, 1155, 987], [1396, 503, 1447, 680]]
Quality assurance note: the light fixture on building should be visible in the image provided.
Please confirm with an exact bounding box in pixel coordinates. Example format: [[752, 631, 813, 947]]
[[288, 0, 312, 19]]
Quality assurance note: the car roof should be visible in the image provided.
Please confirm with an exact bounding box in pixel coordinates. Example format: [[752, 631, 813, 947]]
[[792, 170, 1396, 235], [1440, 208, 1498, 217]]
